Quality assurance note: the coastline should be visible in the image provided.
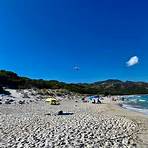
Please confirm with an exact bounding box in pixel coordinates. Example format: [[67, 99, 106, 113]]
[[105, 99, 148, 147], [105, 94, 148, 115], [122, 103, 148, 115]]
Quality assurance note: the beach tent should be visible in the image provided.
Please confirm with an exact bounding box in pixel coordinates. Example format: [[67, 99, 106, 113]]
[[45, 97, 60, 105]]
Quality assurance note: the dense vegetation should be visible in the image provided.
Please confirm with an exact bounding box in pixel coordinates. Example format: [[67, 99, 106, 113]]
[[0, 86, 10, 95], [1, 70, 148, 95]]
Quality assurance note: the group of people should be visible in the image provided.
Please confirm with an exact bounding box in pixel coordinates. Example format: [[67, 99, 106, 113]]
[[82, 95, 102, 104]]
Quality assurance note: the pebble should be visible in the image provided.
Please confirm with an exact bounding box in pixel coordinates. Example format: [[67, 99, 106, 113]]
[[0, 100, 138, 148]]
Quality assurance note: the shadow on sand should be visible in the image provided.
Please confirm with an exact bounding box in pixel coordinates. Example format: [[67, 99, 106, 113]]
[[58, 112, 74, 115]]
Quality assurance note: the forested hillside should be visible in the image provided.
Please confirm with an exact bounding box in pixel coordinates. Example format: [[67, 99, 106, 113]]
[[1, 70, 148, 95]]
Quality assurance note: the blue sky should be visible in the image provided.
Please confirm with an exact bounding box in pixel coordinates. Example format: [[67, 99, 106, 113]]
[[0, 0, 148, 82]]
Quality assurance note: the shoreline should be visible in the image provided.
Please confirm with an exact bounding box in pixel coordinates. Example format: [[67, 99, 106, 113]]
[[122, 103, 148, 115], [116, 94, 148, 116], [106, 100, 148, 147], [106, 94, 148, 116]]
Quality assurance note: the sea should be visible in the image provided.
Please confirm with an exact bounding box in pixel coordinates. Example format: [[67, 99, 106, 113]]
[[122, 95, 148, 115]]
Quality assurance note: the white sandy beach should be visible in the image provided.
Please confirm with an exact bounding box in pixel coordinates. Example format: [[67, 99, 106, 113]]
[[0, 90, 148, 148]]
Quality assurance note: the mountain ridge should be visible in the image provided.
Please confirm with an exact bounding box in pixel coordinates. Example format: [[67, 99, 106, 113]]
[[1, 70, 148, 95]]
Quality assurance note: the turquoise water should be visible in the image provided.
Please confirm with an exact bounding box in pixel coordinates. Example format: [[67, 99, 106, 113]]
[[122, 95, 148, 115]]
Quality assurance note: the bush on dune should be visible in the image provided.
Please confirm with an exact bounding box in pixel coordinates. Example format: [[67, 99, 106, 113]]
[[0, 87, 10, 95]]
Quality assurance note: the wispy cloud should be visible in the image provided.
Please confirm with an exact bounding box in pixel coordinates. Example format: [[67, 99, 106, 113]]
[[73, 66, 80, 71], [126, 56, 139, 67]]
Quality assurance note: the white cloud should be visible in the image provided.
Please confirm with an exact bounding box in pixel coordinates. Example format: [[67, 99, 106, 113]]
[[126, 56, 139, 67]]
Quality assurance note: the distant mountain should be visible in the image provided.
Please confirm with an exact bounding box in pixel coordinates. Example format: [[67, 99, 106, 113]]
[[93, 79, 123, 85], [1, 70, 148, 95], [91, 79, 148, 95]]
